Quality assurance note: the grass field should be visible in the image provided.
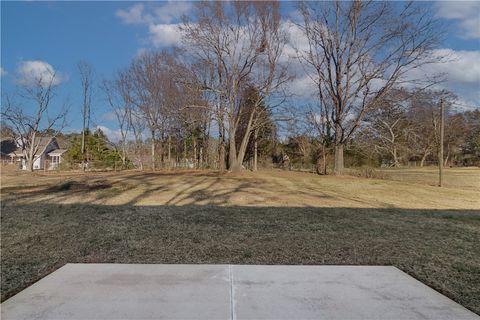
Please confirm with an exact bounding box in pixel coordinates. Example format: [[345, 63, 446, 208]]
[[378, 167, 480, 190], [1, 167, 479, 313]]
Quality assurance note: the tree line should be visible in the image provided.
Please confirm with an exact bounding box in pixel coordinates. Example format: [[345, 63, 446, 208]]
[[2, 1, 479, 172]]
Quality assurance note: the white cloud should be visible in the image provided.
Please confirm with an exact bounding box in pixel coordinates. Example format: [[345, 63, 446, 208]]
[[404, 49, 480, 107], [288, 74, 318, 99], [149, 23, 183, 48], [96, 125, 137, 143], [153, 1, 192, 24], [116, 2, 192, 25], [136, 47, 149, 58], [436, 1, 480, 39], [17, 60, 62, 87], [115, 2, 192, 48], [116, 4, 153, 25], [0, 67, 7, 77], [96, 125, 123, 143], [102, 111, 117, 122], [428, 49, 480, 84]]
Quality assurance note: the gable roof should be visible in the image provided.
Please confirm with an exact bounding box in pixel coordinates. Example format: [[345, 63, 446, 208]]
[[55, 136, 71, 149], [0, 138, 17, 155], [47, 149, 68, 156], [34, 137, 56, 154]]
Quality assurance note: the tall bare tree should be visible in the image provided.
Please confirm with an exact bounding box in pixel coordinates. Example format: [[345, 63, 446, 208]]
[[1, 72, 67, 171], [77, 61, 94, 171], [128, 107, 146, 170], [182, 1, 289, 172], [124, 51, 183, 170], [407, 89, 453, 167], [364, 90, 410, 167], [101, 75, 132, 167], [298, 0, 443, 174]]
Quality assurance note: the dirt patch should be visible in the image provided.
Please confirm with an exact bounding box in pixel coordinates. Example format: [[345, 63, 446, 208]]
[[49, 181, 112, 192]]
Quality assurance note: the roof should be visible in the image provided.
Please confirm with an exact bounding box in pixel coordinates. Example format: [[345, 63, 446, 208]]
[[48, 149, 68, 156], [0, 138, 17, 155], [34, 137, 55, 154], [8, 150, 23, 157], [55, 136, 71, 149]]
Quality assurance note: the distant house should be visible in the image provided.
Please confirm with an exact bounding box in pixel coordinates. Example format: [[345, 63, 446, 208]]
[[6, 136, 69, 170], [47, 148, 68, 169]]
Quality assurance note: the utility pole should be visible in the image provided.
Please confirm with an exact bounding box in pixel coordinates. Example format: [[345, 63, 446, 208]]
[[438, 98, 445, 187]]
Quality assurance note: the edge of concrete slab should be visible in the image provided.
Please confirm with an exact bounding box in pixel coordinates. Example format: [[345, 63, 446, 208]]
[[2, 264, 479, 320]]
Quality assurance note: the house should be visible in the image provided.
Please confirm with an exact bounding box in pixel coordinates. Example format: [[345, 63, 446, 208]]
[[47, 148, 68, 169], [7, 136, 69, 170]]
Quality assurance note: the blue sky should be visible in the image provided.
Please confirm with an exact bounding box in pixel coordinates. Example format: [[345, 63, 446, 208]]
[[1, 1, 479, 141]]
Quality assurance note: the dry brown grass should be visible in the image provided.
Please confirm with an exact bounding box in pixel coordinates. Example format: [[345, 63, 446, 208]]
[[1, 168, 479, 313], [1, 168, 479, 209], [377, 166, 480, 190]]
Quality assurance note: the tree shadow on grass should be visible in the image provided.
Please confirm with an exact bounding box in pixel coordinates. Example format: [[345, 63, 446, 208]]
[[0, 171, 338, 207], [1, 202, 479, 314]]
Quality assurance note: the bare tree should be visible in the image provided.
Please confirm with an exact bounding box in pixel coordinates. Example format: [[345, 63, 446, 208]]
[[182, 1, 289, 172], [124, 50, 188, 170], [443, 112, 467, 166], [297, 0, 443, 174], [77, 61, 94, 171], [364, 90, 410, 167], [407, 89, 452, 168], [101, 75, 132, 167], [1, 72, 67, 171], [306, 106, 332, 175], [128, 107, 146, 170]]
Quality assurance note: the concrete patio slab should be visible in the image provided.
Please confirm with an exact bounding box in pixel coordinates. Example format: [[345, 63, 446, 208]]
[[232, 265, 478, 320], [1, 264, 231, 320], [1, 264, 478, 320]]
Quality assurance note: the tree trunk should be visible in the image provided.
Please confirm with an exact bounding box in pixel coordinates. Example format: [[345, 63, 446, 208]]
[[27, 158, 34, 172], [219, 141, 225, 171], [81, 129, 86, 172], [392, 146, 399, 167], [420, 150, 429, 167], [193, 137, 197, 169], [316, 143, 327, 175], [253, 128, 258, 171], [27, 133, 36, 172], [168, 135, 171, 169], [444, 145, 450, 167], [183, 139, 187, 167], [333, 144, 344, 174], [122, 143, 127, 168], [333, 123, 344, 174], [229, 135, 240, 172], [218, 121, 226, 172], [322, 143, 327, 175], [315, 156, 322, 175], [230, 129, 253, 173], [159, 140, 164, 169], [151, 130, 156, 170]]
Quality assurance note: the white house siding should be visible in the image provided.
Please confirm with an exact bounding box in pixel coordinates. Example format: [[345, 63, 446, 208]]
[[33, 156, 42, 170]]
